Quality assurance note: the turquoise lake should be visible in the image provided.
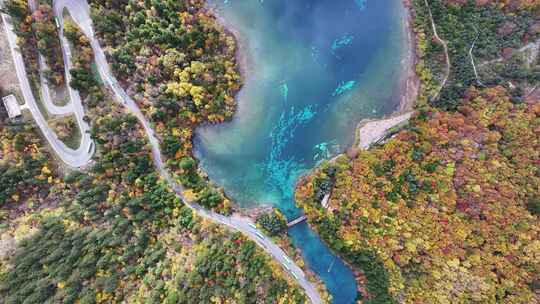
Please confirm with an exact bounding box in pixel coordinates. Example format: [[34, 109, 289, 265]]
[[195, 1, 409, 303]]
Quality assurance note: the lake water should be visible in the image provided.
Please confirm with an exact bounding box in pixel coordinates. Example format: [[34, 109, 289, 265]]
[[195, 0, 408, 303]]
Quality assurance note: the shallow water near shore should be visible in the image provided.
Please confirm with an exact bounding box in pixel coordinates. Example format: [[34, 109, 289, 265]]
[[195, 1, 408, 302]]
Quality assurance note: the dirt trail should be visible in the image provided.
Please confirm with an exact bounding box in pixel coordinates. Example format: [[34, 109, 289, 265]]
[[423, 0, 450, 100]]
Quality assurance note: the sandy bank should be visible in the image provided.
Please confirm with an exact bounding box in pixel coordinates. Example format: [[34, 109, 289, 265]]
[[355, 111, 413, 150]]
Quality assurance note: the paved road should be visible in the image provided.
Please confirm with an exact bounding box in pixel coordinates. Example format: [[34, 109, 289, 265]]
[[1, 10, 94, 168], [55, 1, 323, 302]]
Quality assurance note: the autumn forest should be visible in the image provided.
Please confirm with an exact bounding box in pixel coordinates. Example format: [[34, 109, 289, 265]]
[[1, 0, 539, 303]]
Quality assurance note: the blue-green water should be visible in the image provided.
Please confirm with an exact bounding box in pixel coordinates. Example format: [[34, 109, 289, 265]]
[[195, 1, 408, 303]]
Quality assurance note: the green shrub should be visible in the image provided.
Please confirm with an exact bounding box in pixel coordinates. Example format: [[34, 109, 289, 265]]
[[256, 209, 287, 236]]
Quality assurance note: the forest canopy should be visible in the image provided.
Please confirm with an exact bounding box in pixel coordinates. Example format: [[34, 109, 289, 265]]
[[88, 0, 241, 214], [296, 87, 540, 303]]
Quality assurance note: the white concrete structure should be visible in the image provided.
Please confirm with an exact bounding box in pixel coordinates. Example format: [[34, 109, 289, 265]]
[[2, 94, 21, 118]]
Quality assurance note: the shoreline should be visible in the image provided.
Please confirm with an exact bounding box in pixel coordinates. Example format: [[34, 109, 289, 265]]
[[399, 0, 420, 113], [353, 0, 419, 149], [199, 4, 252, 214], [205, 3, 251, 115], [204, 0, 421, 218]]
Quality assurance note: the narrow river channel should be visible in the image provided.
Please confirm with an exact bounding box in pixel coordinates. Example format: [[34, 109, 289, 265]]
[[195, 1, 408, 302]]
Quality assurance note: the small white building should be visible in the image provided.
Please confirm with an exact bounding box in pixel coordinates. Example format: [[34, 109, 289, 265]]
[[2, 95, 21, 119]]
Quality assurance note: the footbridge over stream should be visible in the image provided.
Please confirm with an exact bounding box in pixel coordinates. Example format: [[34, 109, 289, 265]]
[[287, 215, 307, 228]]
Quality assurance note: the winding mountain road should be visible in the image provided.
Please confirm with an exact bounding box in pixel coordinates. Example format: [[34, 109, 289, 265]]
[[53, 0, 323, 302], [29, 0, 71, 116], [1, 8, 94, 168], [31, 0, 94, 161]]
